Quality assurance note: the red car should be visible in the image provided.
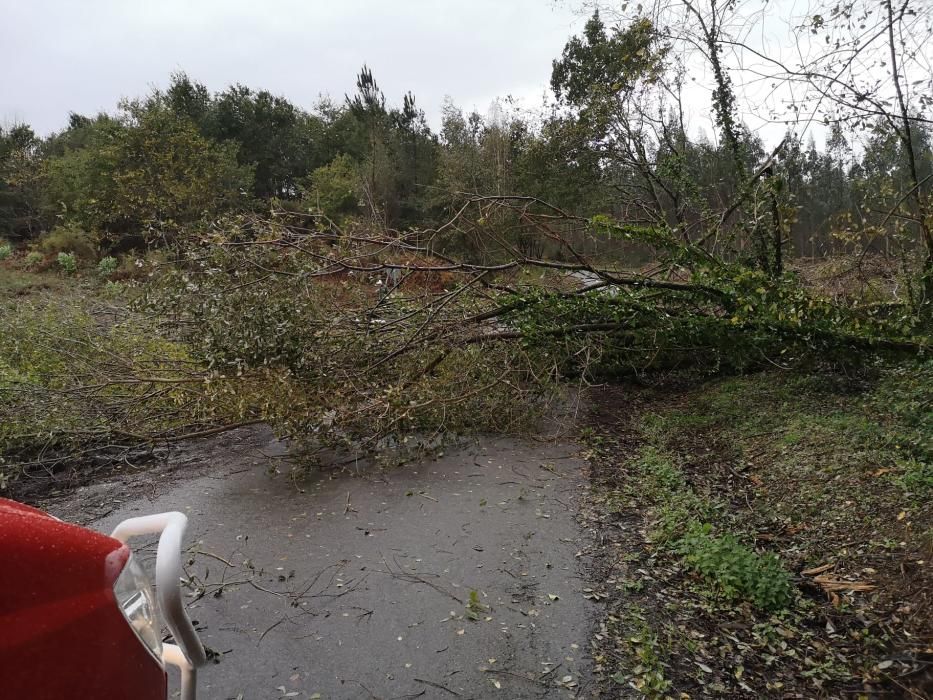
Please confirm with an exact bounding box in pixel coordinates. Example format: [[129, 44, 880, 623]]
[[0, 498, 206, 699]]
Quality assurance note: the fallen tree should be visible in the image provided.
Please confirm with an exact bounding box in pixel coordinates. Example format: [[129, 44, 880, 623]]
[[2, 192, 928, 490], [140, 195, 928, 452]]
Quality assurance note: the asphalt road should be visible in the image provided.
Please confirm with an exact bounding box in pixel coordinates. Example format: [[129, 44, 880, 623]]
[[45, 427, 597, 700]]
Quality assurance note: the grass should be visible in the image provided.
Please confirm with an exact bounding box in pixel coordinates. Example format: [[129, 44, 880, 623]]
[[620, 442, 793, 611], [641, 367, 931, 507], [0, 269, 69, 299], [584, 363, 932, 697]]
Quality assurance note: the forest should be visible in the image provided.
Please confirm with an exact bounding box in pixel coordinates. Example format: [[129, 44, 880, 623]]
[[1, 0, 931, 697], [3, 48, 933, 262]]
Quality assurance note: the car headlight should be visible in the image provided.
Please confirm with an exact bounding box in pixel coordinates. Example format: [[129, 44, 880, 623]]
[[113, 554, 163, 663]]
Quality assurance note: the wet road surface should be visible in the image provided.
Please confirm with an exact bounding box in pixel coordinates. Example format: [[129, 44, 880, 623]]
[[45, 427, 597, 699]]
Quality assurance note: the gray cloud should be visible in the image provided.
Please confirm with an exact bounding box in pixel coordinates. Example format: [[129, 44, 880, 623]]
[[1, 0, 583, 134]]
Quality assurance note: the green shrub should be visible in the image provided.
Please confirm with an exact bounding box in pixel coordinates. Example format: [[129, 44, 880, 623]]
[[102, 280, 124, 298], [97, 256, 118, 277], [677, 524, 793, 610], [304, 154, 362, 220], [57, 252, 77, 274], [895, 457, 932, 497], [23, 251, 43, 269], [0, 242, 11, 261], [0, 297, 249, 474], [628, 446, 791, 610], [38, 225, 97, 260]]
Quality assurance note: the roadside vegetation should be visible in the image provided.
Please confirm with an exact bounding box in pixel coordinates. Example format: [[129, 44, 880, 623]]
[[581, 364, 930, 696], [1, 0, 931, 696]]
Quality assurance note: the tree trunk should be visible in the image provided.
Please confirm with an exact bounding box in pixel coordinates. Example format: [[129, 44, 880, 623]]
[[885, 0, 933, 301]]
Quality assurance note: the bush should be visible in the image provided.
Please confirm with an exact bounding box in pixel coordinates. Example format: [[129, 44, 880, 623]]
[[677, 524, 793, 610], [0, 297, 251, 481], [57, 252, 77, 274], [304, 154, 362, 220], [97, 256, 118, 277], [23, 251, 43, 269], [102, 280, 125, 299], [38, 225, 97, 260], [0, 241, 11, 261], [40, 108, 253, 235]]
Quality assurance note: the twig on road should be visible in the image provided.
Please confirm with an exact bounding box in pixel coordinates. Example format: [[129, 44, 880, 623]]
[[413, 678, 461, 696], [258, 614, 290, 644]]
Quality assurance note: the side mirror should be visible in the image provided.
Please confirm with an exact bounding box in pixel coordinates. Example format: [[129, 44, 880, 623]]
[[111, 512, 206, 700]]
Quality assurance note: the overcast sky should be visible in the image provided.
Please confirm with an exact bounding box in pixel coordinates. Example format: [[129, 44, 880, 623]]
[[1, 0, 585, 135], [5, 0, 918, 150]]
